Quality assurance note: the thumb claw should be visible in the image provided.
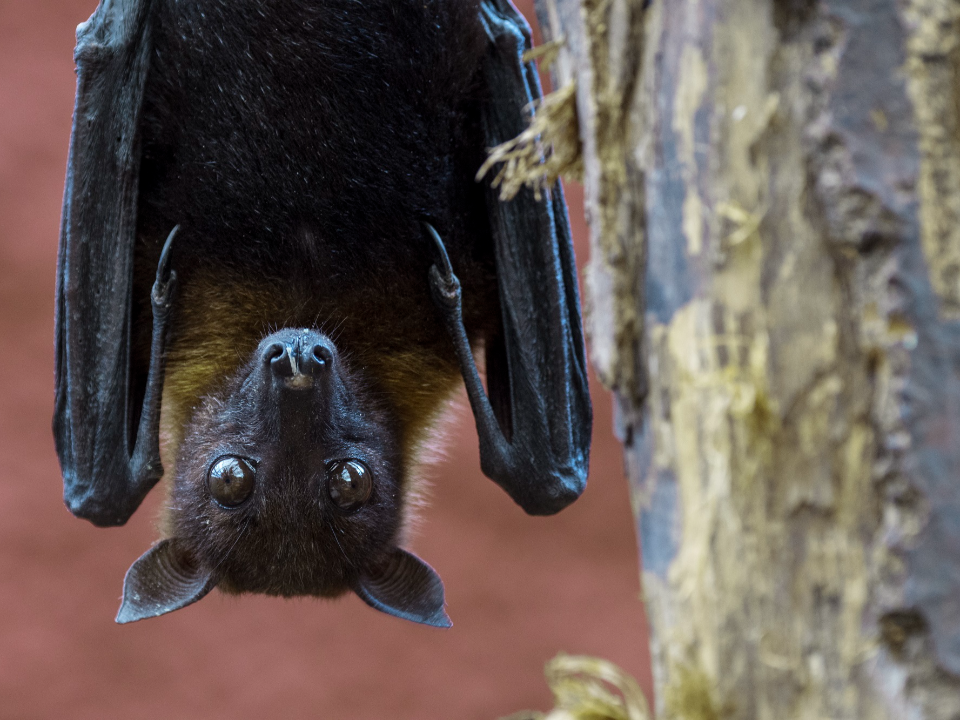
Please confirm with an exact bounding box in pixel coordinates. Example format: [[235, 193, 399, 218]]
[[152, 226, 180, 310], [429, 265, 460, 308], [151, 269, 177, 310]]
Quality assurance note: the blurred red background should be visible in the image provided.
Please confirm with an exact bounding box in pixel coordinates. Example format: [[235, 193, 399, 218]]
[[0, 1, 651, 717]]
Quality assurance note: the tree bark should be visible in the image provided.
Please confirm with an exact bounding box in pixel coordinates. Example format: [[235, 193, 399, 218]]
[[533, 0, 960, 716]]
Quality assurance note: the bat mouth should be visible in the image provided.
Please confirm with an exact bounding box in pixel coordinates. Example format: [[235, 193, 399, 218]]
[[283, 373, 314, 390]]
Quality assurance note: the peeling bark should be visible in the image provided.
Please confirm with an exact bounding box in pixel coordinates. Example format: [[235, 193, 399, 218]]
[[534, 0, 960, 716]]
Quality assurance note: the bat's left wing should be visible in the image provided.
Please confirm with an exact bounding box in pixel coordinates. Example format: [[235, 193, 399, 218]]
[[55, 0, 174, 527], [428, 0, 591, 515]]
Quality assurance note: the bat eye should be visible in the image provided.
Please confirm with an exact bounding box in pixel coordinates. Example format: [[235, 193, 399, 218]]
[[207, 456, 257, 508], [326, 460, 373, 513]]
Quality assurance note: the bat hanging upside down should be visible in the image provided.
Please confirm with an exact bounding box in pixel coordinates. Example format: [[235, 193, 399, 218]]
[[55, 0, 591, 627]]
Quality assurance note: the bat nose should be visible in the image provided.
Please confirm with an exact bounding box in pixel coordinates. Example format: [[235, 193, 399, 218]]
[[261, 333, 335, 385]]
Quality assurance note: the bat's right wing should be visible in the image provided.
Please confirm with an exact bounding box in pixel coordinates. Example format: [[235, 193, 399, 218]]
[[427, 0, 591, 516], [55, 0, 174, 527]]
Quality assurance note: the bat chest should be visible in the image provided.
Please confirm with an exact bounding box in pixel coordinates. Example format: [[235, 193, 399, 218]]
[[145, 223, 496, 458], [138, 0, 488, 261], [132, 0, 496, 466]]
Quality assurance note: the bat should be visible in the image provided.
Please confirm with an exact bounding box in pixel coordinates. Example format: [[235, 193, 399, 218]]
[[55, 0, 591, 627]]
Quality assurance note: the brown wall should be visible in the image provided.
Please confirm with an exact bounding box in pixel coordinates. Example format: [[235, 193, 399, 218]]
[[0, 1, 650, 717]]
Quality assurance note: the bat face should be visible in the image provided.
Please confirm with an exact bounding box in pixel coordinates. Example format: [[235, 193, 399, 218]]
[[118, 329, 450, 626], [172, 328, 401, 596]]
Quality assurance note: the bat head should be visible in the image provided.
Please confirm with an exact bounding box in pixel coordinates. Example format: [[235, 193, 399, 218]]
[[117, 328, 449, 628]]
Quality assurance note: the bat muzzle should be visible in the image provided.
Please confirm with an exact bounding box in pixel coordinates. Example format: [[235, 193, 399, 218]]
[[260, 330, 335, 391]]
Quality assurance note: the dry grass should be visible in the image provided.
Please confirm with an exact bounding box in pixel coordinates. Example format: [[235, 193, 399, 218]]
[[477, 44, 583, 202], [502, 654, 650, 720]]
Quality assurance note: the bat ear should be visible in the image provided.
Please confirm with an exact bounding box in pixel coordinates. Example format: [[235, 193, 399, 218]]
[[116, 538, 216, 624], [353, 548, 451, 628]]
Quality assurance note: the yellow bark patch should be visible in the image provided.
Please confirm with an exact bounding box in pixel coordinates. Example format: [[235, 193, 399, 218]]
[[663, 663, 729, 720], [903, 0, 960, 318], [674, 45, 708, 257]]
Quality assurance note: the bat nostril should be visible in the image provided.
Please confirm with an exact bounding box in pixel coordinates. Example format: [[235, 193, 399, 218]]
[[312, 344, 332, 368], [299, 342, 333, 378], [265, 343, 293, 377], [263, 343, 285, 364]]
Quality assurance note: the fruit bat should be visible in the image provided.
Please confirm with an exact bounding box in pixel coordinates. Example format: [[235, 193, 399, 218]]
[[54, 0, 591, 628]]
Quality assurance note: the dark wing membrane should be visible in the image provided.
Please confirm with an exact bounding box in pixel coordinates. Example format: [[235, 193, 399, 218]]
[[476, 0, 592, 512], [54, 0, 155, 526]]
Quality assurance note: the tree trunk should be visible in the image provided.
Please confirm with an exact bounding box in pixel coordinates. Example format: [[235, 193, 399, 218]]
[[533, 0, 960, 716]]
